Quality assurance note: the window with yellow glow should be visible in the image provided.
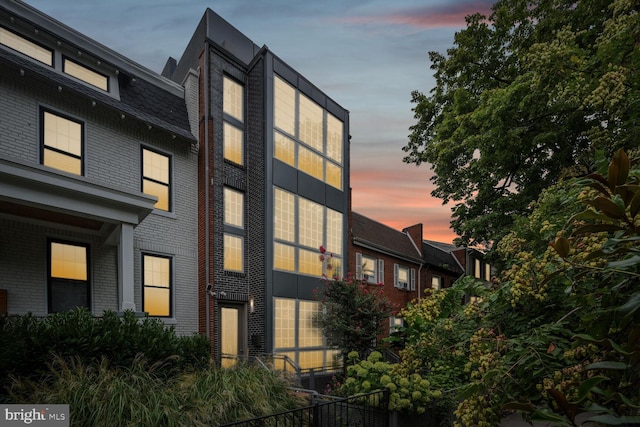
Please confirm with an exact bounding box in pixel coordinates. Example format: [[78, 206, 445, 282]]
[[223, 76, 243, 121], [0, 26, 52, 65], [274, 298, 296, 348], [299, 198, 323, 249], [63, 58, 108, 91], [326, 114, 343, 164], [299, 94, 323, 152], [298, 146, 323, 181], [274, 132, 295, 166], [48, 240, 89, 313], [274, 298, 339, 371], [224, 234, 243, 272], [274, 242, 295, 272], [274, 76, 295, 136], [42, 110, 83, 175], [142, 147, 170, 211], [224, 187, 244, 228], [223, 122, 244, 165], [143, 254, 171, 317], [273, 186, 343, 277], [273, 75, 344, 190]]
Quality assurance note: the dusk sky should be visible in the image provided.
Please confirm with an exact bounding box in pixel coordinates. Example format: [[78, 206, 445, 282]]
[[24, 0, 495, 244]]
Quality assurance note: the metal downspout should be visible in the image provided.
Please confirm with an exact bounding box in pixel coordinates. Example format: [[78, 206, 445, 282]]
[[204, 42, 211, 341]]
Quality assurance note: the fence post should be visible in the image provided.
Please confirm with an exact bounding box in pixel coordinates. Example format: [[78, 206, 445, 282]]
[[312, 399, 320, 427]]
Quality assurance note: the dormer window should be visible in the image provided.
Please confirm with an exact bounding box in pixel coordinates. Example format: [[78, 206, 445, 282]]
[[63, 57, 108, 91], [0, 26, 52, 66]]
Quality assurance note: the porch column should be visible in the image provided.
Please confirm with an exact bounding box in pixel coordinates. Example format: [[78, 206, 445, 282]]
[[117, 223, 137, 312]]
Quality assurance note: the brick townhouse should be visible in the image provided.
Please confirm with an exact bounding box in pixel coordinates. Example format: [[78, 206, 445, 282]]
[[0, 0, 199, 335], [349, 211, 488, 339]]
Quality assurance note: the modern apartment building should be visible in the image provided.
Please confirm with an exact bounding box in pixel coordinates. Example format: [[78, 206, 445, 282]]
[[0, 0, 199, 335], [163, 9, 350, 369]]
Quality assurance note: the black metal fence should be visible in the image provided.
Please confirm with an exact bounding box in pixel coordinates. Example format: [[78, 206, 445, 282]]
[[217, 389, 389, 427]]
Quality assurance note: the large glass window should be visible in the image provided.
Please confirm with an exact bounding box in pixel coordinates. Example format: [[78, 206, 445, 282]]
[[63, 57, 108, 91], [223, 76, 243, 121], [142, 147, 171, 211], [143, 254, 171, 317], [273, 186, 343, 277], [274, 298, 341, 371], [224, 187, 244, 228], [224, 122, 243, 165], [224, 234, 243, 272], [273, 75, 344, 190], [223, 76, 244, 166], [41, 110, 83, 175], [0, 26, 52, 65], [48, 240, 89, 313]]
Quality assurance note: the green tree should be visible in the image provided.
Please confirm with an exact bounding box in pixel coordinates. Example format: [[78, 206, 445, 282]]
[[395, 150, 640, 426], [314, 249, 391, 356], [403, 0, 640, 248]]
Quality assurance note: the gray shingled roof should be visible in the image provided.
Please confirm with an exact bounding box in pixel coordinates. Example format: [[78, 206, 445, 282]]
[[351, 212, 422, 263], [0, 48, 195, 143], [422, 240, 464, 274]]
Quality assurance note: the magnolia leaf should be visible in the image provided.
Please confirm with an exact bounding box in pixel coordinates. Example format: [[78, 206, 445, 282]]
[[571, 376, 609, 404], [588, 196, 626, 219], [585, 361, 628, 370], [570, 209, 613, 222], [587, 181, 613, 197], [587, 414, 640, 425], [573, 224, 625, 236], [548, 389, 577, 420], [615, 184, 640, 207], [572, 335, 632, 355], [618, 292, 640, 317], [607, 255, 640, 269], [630, 189, 640, 218], [587, 172, 613, 192], [530, 408, 574, 426], [550, 237, 570, 258], [608, 148, 630, 191]]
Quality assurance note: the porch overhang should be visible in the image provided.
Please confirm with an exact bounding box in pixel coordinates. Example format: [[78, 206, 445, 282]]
[[0, 156, 156, 231]]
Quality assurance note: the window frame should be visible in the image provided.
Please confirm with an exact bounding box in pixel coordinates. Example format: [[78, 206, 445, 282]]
[[273, 297, 339, 371], [224, 233, 244, 273], [273, 186, 343, 278], [431, 275, 442, 290], [223, 75, 245, 166], [40, 107, 85, 176], [0, 25, 53, 66], [62, 56, 109, 91], [224, 187, 244, 229], [273, 75, 344, 190], [47, 238, 90, 313], [142, 253, 173, 318], [141, 146, 172, 212], [356, 253, 380, 283], [394, 264, 416, 291]]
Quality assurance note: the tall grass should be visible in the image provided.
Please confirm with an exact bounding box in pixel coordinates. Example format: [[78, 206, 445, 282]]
[[8, 356, 306, 426]]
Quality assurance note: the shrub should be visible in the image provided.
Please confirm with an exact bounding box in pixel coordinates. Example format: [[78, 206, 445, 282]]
[[339, 351, 437, 414], [8, 356, 304, 426], [0, 308, 210, 400]]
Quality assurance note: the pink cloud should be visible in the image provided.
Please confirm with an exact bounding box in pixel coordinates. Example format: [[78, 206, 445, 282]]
[[339, 1, 494, 29], [350, 159, 458, 243]]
